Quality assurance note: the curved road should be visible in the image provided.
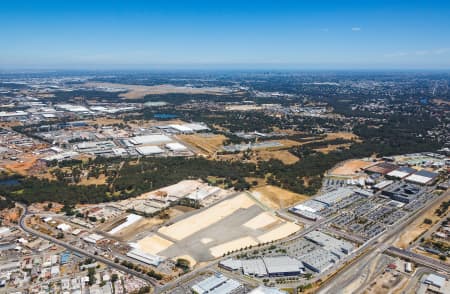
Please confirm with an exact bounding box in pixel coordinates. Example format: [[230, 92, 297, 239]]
[[17, 203, 161, 292]]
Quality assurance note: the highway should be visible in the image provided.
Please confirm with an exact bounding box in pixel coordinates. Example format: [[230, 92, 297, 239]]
[[386, 246, 450, 274], [16, 203, 161, 291], [318, 188, 450, 293]]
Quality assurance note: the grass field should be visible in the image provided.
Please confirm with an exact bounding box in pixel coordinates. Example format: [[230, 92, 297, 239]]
[[314, 143, 352, 154], [254, 150, 299, 164]]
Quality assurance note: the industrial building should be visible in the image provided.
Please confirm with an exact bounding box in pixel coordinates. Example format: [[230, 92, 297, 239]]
[[190, 273, 242, 294], [381, 183, 423, 203], [242, 258, 268, 277], [135, 146, 165, 156], [249, 286, 288, 294], [314, 188, 354, 206], [365, 162, 398, 175], [126, 249, 165, 267], [422, 273, 449, 294], [82, 233, 104, 244], [299, 248, 335, 273], [405, 169, 439, 185], [165, 142, 188, 152], [74, 141, 117, 155], [373, 180, 394, 190], [262, 256, 304, 276], [304, 230, 354, 257], [220, 256, 304, 277], [386, 166, 417, 179], [129, 134, 173, 145], [289, 188, 355, 220]]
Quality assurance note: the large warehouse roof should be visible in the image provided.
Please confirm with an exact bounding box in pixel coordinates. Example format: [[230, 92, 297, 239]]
[[165, 142, 188, 151], [136, 146, 165, 155], [365, 162, 398, 174], [314, 188, 354, 206], [300, 248, 334, 273], [249, 286, 289, 294], [169, 124, 193, 133], [191, 273, 241, 294], [130, 134, 172, 145], [387, 166, 417, 179], [242, 258, 267, 277], [262, 256, 303, 275], [405, 170, 439, 185], [126, 249, 164, 266]]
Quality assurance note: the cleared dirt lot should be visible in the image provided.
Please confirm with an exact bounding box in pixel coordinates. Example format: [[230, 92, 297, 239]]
[[251, 185, 309, 209], [329, 159, 376, 176], [177, 134, 227, 156], [136, 193, 302, 263], [4, 155, 40, 175], [85, 82, 231, 99]]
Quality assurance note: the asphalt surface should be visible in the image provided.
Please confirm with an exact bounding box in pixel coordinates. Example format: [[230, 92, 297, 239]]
[[317, 188, 450, 293], [17, 203, 161, 292]]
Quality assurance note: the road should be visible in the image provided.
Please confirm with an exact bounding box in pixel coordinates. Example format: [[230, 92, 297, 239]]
[[16, 203, 161, 291], [159, 210, 336, 293], [317, 188, 450, 293], [386, 246, 450, 274], [408, 210, 450, 250]]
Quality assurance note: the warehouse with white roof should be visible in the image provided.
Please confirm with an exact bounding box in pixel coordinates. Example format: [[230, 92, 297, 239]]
[[130, 134, 172, 145], [165, 142, 188, 152], [386, 166, 417, 179], [136, 146, 165, 156], [191, 273, 242, 294], [405, 170, 439, 185]]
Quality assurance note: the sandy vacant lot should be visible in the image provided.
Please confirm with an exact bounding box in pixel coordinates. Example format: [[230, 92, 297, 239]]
[[209, 237, 258, 258], [136, 234, 174, 255], [85, 82, 231, 99], [244, 212, 280, 230], [257, 222, 300, 243], [138, 193, 302, 263], [158, 193, 255, 241], [329, 159, 376, 176], [177, 134, 227, 156], [251, 185, 309, 209]]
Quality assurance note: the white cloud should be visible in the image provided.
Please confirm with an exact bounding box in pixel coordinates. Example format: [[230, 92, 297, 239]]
[[351, 27, 361, 31]]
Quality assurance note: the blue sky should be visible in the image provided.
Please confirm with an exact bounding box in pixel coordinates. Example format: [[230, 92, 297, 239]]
[[1, 0, 450, 69]]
